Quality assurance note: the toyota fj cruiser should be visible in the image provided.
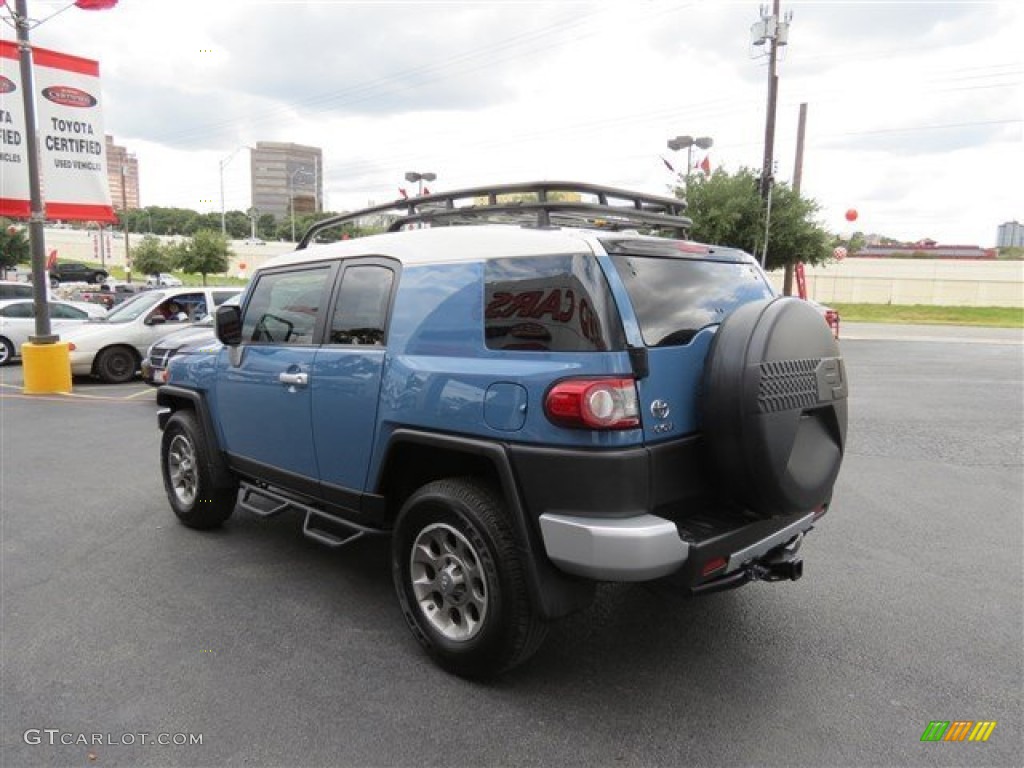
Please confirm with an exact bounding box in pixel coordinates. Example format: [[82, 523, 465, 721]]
[[157, 182, 847, 677]]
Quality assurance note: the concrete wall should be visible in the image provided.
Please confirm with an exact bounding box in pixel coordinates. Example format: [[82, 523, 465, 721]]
[[764, 258, 1024, 308], [21, 228, 1024, 307]]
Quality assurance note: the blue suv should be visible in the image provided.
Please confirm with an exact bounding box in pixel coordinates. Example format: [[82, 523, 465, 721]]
[[157, 182, 848, 677]]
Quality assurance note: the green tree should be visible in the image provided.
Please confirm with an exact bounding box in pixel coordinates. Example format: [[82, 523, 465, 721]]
[[177, 229, 231, 285], [257, 213, 277, 240], [0, 219, 30, 275], [224, 210, 250, 239], [676, 167, 832, 271], [132, 235, 176, 277]]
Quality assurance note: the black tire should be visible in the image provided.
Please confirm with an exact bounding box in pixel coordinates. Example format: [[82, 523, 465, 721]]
[[0, 336, 14, 367], [94, 346, 138, 383], [160, 410, 237, 529], [392, 478, 547, 678], [702, 296, 848, 518], [89, 271, 107, 285]]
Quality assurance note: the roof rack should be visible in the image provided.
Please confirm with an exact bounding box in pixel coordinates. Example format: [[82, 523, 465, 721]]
[[297, 180, 691, 249]]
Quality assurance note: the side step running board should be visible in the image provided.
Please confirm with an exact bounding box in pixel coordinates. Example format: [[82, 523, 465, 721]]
[[236, 482, 386, 550]]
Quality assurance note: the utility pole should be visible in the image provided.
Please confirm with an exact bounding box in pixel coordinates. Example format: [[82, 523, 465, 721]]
[[783, 102, 808, 296], [751, 1, 791, 267]]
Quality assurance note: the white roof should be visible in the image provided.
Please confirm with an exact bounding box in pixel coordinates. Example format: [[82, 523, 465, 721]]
[[258, 225, 602, 272]]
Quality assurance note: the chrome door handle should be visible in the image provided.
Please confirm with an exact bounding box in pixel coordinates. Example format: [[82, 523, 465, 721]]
[[278, 371, 308, 387]]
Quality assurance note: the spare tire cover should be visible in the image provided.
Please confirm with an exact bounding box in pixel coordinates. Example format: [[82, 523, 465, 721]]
[[702, 297, 848, 518]]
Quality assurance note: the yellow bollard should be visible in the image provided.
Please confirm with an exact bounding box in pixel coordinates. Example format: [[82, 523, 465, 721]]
[[21, 341, 73, 395]]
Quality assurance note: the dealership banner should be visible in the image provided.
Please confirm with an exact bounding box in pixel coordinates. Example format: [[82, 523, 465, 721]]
[[0, 39, 116, 222]]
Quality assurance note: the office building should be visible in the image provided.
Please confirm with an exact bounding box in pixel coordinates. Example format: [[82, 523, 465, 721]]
[[250, 142, 323, 222], [106, 135, 139, 210], [996, 221, 1024, 248]]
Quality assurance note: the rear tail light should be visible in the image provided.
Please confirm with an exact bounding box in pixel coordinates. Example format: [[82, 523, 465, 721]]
[[67, 342, 76, 351], [545, 377, 640, 430]]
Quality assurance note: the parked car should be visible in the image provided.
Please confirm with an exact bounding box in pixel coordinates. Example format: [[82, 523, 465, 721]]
[[146, 273, 184, 288], [0, 298, 106, 366], [50, 262, 108, 286], [62, 286, 242, 383], [72, 283, 148, 310], [243, 237, 266, 246], [0, 280, 35, 301], [156, 181, 849, 677], [141, 296, 239, 386]]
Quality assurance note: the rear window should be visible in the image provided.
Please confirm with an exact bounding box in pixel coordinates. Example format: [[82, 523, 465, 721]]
[[0, 282, 34, 300], [484, 254, 625, 352], [610, 255, 773, 347]]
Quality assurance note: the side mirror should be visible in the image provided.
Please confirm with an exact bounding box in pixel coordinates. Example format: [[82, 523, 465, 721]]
[[215, 304, 243, 346], [147, 314, 166, 325]]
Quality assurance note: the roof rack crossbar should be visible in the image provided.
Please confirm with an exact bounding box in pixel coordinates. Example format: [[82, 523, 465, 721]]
[[298, 180, 691, 249]]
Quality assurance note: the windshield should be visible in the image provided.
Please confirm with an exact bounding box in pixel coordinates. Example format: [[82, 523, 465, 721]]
[[102, 291, 166, 323], [610, 255, 773, 347]]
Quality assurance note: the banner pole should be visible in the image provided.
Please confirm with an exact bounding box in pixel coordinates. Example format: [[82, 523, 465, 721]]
[[14, 0, 55, 343]]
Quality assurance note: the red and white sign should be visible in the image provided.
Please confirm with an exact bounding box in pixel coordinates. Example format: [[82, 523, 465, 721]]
[[0, 40, 116, 222]]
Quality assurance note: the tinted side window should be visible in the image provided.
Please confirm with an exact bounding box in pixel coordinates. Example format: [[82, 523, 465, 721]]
[[212, 290, 238, 306], [0, 284, 34, 299], [50, 303, 87, 319], [484, 254, 625, 352], [242, 267, 330, 345], [328, 266, 394, 346], [610, 255, 773, 347], [0, 301, 33, 318]]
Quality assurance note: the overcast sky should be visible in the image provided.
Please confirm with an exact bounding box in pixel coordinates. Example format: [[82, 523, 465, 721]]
[[3, 0, 1021, 245]]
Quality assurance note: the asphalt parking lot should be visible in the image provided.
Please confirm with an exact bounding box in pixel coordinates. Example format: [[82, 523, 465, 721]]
[[1, 325, 1022, 768]]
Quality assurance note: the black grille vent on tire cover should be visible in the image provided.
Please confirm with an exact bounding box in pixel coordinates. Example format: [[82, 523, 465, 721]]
[[757, 358, 820, 413]]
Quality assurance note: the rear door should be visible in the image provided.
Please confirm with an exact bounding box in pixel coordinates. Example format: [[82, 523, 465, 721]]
[[607, 251, 774, 442], [311, 258, 398, 505], [216, 264, 336, 486]]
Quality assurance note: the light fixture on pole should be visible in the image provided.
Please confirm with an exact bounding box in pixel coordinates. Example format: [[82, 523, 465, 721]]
[[666, 136, 713, 188], [404, 171, 436, 196], [219, 146, 248, 237]]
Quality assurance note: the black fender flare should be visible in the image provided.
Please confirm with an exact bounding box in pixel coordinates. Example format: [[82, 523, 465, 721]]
[[157, 385, 236, 490], [379, 429, 595, 620]]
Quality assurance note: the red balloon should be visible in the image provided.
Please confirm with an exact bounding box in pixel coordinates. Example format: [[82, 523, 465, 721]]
[[845, 208, 858, 222]]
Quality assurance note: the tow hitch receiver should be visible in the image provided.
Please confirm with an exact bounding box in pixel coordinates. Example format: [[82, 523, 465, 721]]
[[745, 532, 804, 582], [749, 557, 803, 582], [686, 534, 805, 596]]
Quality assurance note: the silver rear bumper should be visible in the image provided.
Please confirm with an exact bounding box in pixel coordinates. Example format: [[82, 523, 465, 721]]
[[538, 511, 817, 583], [538, 513, 689, 581]]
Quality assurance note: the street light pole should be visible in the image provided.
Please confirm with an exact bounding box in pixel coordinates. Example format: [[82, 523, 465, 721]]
[[666, 136, 713, 193], [121, 165, 131, 283], [404, 171, 436, 196], [219, 146, 246, 236], [288, 166, 309, 243]]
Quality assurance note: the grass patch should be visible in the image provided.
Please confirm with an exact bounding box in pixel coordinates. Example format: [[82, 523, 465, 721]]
[[832, 303, 1023, 328], [104, 266, 247, 287]]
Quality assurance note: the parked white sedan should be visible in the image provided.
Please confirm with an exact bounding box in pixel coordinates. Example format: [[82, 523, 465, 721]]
[[61, 286, 242, 383], [0, 298, 108, 366]]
